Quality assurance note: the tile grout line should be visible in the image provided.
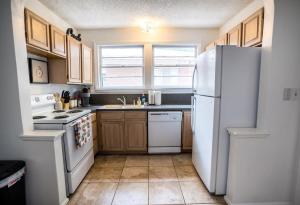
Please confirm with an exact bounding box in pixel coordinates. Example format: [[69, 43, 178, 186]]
[[110, 156, 126, 205], [173, 155, 187, 205]]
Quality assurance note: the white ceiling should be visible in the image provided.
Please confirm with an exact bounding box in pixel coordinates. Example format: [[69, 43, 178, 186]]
[[39, 0, 253, 29]]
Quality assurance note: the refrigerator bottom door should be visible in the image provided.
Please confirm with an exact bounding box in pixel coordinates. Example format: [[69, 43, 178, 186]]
[[192, 95, 220, 193]]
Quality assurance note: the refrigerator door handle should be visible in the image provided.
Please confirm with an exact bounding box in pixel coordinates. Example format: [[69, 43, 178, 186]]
[[192, 64, 198, 93], [191, 96, 196, 133]]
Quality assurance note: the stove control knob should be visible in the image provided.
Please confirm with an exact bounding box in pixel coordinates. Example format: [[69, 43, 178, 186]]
[[35, 97, 40, 102]]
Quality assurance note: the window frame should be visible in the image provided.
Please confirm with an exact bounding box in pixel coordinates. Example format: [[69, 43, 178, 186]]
[[94, 43, 199, 93], [152, 45, 197, 89], [97, 44, 146, 90]]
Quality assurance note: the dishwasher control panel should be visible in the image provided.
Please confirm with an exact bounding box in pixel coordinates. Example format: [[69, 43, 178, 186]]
[[148, 111, 182, 122]]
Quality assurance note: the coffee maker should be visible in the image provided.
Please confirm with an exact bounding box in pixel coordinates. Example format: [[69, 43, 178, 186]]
[[81, 87, 90, 107]]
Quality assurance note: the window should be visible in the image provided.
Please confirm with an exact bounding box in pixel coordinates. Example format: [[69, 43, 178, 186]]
[[153, 45, 196, 88], [99, 45, 144, 88]]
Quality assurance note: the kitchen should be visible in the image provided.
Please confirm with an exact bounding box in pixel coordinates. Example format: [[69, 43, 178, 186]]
[[1, 0, 300, 205]]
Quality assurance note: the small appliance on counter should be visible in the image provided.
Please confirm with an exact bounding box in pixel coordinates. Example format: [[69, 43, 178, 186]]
[[148, 90, 161, 105], [81, 87, 91, 107], [154, 91, 161, 105], [148, 90, 155, 105]]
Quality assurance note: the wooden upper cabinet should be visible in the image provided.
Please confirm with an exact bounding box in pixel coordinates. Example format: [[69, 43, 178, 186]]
[[81, 44, 93, 84], [242, 9, 264, 47], [67, 36, 82, 83], [182, 111, 193, 150], [101, 121, 124, 151], [227, 24, 242, 47], [215, 34, 228, 46], [50, 25, 66, 57], [25, 9, 50, 51]]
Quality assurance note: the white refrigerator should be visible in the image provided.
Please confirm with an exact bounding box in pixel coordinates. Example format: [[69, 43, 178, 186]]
[[191, 46, 261, 195]]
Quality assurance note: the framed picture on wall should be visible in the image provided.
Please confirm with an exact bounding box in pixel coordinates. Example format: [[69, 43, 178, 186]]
[[28, 58, 49, 84]]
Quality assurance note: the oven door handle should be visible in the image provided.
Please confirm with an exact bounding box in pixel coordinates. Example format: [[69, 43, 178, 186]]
[[69, 114, 92, 127]]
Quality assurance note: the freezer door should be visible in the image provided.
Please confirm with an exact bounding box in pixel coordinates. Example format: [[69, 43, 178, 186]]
[[195, 46, 222, 97], [192, 95, 220, 193]]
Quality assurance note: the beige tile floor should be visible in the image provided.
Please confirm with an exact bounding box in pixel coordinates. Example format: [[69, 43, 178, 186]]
[[68, 154, 226, 205]]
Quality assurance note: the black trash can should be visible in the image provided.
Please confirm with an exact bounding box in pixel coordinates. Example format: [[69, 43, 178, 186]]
[[0, 161, 26, 205]]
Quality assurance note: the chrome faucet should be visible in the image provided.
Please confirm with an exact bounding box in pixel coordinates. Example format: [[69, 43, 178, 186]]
[[117, 96, 126, 106]]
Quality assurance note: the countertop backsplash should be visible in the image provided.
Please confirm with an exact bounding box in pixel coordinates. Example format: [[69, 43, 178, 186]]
[[90, 93, 193, 105]]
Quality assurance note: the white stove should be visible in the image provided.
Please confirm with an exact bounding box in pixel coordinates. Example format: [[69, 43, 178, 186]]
[[32, 94, 91, 124], [31, 94, 94, 196]]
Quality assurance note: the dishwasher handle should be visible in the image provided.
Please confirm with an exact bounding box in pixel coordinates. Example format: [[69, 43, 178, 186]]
[[149, 113, 169, 116]]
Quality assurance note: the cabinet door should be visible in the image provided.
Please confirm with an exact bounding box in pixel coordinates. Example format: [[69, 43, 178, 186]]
[[25, 9, 50, 50], [215, 34, 228, 46], [50, 25, 66, 57], [101, 121, 124, 151], [81, 44, 93, 84], [67, 36, 82, 83], [242, 9, 264, 47], [125, 120, 147, 151], [182, 111, 193, 150], [227, 24, 242, 47]]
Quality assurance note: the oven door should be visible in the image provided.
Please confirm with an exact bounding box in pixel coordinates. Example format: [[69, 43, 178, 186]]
[[63, 114, 93, 172]]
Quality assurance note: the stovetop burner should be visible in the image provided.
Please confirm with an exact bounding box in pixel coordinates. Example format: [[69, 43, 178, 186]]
[[54, 115, 70, 119], [33, 116, 47, 120], [53, 110, 65, 113], [67, 110, 83, 114]]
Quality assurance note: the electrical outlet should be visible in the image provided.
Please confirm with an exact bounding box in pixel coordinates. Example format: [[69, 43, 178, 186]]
[[283, 88, 299, 101]]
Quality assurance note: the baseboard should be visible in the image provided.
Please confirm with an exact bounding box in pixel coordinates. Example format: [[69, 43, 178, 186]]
[[61, 198, 69, 205], [224, 196, 291, 205]]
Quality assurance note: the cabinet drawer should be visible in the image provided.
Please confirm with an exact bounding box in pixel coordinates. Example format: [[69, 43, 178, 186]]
[[100, 111, 124, 121], [125, 111, 147, 120]]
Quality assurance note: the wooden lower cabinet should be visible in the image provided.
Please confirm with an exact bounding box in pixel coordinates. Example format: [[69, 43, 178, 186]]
[[182, 111, 193, 151], [101, 121, 124, 151], [125, 120, 147, 151], [97, 111, 147, 153]]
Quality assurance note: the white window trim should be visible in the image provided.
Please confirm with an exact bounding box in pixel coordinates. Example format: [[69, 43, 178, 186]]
[[94, 42, 199, 94], [152, 44, 197, 89], [97, 45, 145, 90]]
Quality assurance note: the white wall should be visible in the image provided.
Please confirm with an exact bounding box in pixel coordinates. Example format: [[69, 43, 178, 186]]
[[257, 0, 300, 202], [79, 27, 219, 51], [294, 133, 300, 204], [79, 27, 218, 92], [219, 0, 264, 36], [0, 0, 76, 204], [220, 0, 300, 203]]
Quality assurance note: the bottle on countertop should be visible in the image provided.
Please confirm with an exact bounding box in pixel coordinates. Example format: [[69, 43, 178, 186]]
[[141, 93, 146, 105], [137, 97, 142, 106]]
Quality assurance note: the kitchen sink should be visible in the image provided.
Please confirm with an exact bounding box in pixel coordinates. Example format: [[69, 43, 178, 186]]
[[104, 104, 145, 109]]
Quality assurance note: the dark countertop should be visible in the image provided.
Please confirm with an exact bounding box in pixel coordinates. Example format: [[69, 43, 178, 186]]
[[81, 104, 191, 112]]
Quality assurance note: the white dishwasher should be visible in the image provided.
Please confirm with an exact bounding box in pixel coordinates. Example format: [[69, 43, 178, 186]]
[[148, 111, 182, 153]]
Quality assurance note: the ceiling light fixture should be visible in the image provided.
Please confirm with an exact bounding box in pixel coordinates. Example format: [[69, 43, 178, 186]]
[[141, 21, 154, 33]]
